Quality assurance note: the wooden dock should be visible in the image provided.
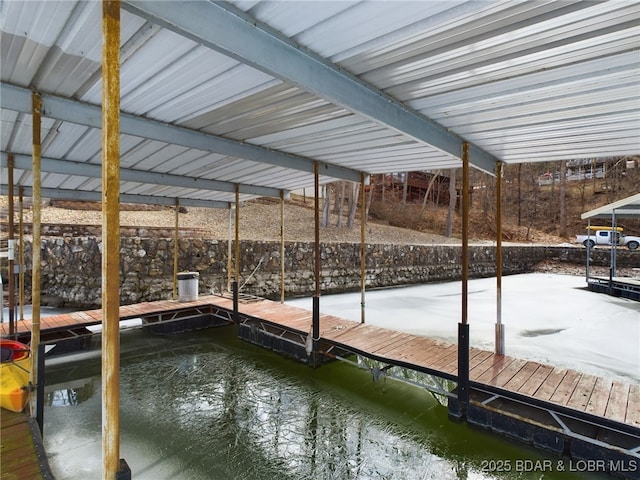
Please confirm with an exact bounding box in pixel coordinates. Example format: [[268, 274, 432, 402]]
[[4, 295, 636, 429], [3, 294, 639, 475], [0, 410, 52, 479]]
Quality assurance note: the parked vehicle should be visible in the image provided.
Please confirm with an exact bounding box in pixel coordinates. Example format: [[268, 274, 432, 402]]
[[575, 226, 640, 250]]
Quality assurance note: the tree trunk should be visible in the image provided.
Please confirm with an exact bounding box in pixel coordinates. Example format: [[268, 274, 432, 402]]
[[559, 160, 567, 238], [402, 172, 408, 205], [347, 182, 359, 229], [336, 181, 346, 227], [321, 184, 331, 227], [445, 169, 456, 237], [415, 170, 440, 228]]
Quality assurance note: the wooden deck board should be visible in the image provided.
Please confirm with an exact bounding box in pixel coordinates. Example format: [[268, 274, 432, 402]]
[[3, 295, 637, 432], [567, 374, 598, 411], [0, 411, 46, 479], [532, 367, 567, 401], [626, 384, 640, 427], [605, 381, 631, 423]]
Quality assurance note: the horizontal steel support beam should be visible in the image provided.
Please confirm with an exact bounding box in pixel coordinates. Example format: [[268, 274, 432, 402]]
[[0, 82, 363, 182], [122, 0, 499, 174], [3, 152, 283, 198], [0, 185, 230, 209]]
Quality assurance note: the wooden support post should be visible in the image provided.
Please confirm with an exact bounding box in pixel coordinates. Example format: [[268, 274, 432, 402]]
[[457, 143, 470, 417], [173, 198, 179, 300], [360, 173, 366, 324], [495, 161, 505, 355], [7, 153, 15, 336], [280, 190, 285, 304], [29, 94, 42, 418], [101, 2, 128, 479]]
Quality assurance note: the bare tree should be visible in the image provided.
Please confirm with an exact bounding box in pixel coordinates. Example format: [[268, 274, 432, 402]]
[[321, 184, 331, 227], [336, 181, 346, 227], [402, 172, 408, 205], [559, 160, 567, 238], [414, 170, 441, 228], [445, 169, 456, 237], [347, 182, 359, 229]]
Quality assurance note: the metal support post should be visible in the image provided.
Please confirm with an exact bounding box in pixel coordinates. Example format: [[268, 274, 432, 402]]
[[18, 186, 24, 321], [360, 173, 366, 324], [495, 161, 505, 355], [101, 2, 126, 478], [30, 94, 42, 417], [7, 153, 15, 336], [234, 185, 240, 324], [280, 190, 285, 303], [173, 198, 179, 300], [457, 143, 471, 416], [312, 162, 320, 362]]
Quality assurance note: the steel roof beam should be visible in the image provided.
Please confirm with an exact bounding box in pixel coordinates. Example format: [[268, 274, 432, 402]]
[[122, 0, 499, 173], [0, 82, 363, 183], [0, 184, 230, 209], [3, 152, 284, 198]]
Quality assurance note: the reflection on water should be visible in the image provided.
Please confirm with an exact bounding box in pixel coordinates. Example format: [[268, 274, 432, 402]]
[[44, 327, 593, 480]]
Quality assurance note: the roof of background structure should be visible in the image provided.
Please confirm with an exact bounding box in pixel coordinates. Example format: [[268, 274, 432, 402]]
[[581, 192, 640, 219], [1, 1, 639, 208]]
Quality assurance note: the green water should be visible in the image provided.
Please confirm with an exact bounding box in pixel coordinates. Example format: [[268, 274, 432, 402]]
[[43, 326, 603, 479]]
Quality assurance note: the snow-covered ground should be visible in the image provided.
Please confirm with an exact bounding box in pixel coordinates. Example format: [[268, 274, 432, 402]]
[[287, 273, 640, 383]]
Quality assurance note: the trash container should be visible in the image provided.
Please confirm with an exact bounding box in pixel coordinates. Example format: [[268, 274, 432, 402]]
[[177, 272, 199, 302]]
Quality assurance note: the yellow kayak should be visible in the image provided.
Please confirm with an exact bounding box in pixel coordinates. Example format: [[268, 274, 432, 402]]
[[0, 339, 31, 413]]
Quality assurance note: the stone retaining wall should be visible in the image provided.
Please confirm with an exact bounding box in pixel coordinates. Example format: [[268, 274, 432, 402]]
[[9, 237, 637, 308]]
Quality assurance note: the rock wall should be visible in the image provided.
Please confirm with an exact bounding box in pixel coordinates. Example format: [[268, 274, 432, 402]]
[[11, 237, 637, 308]]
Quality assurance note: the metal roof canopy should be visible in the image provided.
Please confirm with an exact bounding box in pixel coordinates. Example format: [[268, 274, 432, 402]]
[[581, 193, 640, 220], [1, 1, 639, 207]]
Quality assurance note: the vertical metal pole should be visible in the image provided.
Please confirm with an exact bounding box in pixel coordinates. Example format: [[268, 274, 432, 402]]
[[360, 173, 366, 324], [495, 162, 505, 355], [36, 343, 45, 435], [173, 198, 179, 300], [280, 190, 285, 304], [457, 143, 470, 416], [227, 203, 232, 293], [102, 2, 126, 479], [233, 185, 239, 323], [30, 94, 42, 418], [7, 153, 15, 336], [312, 163, 320, 360], [586, 218, 591, 280], [611, 211, 617, 279], [18, 186, 24, 321]]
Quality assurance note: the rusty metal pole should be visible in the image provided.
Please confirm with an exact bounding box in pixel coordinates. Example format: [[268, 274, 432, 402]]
[[173, 198, 179, 300], [102, 2, 128, 478], [280, 190, 285, 304], [312, 163, 320, 363], [456, 143, 470, 418], [227, 203, 232, 293], [18, 186, 24, 321], [7, 153, 15, 336], [360, 173, 366, 324], [233, 185, 239, 323], [29, 94, 42, 418], [495, 161, 505, 355]]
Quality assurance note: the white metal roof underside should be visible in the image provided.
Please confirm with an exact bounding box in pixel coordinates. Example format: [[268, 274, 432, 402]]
[[1, 0, 639, 208]]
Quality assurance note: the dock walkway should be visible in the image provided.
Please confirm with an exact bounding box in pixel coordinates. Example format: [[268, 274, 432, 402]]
[[0, 410, 52, 479], [2, 295, 639, 476], [3, 295, 637, 430]]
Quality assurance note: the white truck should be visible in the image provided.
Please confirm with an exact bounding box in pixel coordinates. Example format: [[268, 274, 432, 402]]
[[575, 227, 640, 250]]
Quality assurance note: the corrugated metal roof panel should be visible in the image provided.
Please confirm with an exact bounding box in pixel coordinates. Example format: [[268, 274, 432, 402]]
[[1, 0, 638, 207]]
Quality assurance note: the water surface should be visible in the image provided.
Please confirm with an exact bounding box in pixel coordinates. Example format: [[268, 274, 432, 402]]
[[43, 325, 602, 479]]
